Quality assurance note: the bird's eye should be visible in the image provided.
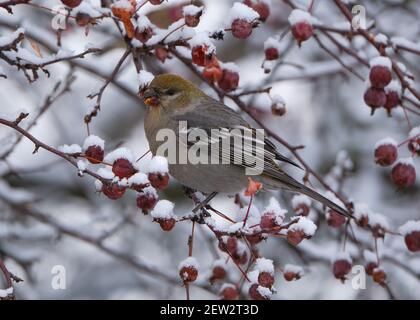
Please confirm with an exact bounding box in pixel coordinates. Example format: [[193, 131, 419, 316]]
[[165, 88, 176, 96]]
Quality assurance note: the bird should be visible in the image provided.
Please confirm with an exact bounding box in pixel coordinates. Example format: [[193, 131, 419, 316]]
[[143, 73, 350, 218]]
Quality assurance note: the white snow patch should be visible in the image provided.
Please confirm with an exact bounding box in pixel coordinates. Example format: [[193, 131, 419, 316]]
[[255, 257, 274, 275], [288, 9, 313, 25], [104, 147, 134, 163], [399, 220, 420, 236], [178, 256, 199, 271], [58, 144, 81, 154], [374, 137, 398, 149], [226, 2, 259, 25], [369, 56, 391, 69], [151, 199, 175, 219], [146, 156, 168, 173], [289, 216, 317, 236], [83, 135, 105, 150]]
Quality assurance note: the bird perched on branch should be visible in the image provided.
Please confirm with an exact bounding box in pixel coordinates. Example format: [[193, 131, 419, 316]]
[[143, 73, 350, 217]]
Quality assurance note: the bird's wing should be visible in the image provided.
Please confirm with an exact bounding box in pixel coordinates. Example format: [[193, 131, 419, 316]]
[[172, 97, 301, 172]]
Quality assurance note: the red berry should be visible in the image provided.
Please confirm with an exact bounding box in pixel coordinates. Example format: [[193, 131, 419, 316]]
[[85, 145, 104, 164], [184, 8, 202, 27], [135, 26, 153, 43], [260, 213, 277, 230], [293, 203, 310, 216], [391, 160, 416, 188], [148, 172, 169, 190], [405, 231, 420, 252], [102, 183, 125, 200], [248, 283, 268, 300], [243, 0, 270, 22], [408, 136, 420, 155], [286, 229, 305, 246], [149, 0, 163, 4], [372, 268, 387, 285], [226, 237, 238, 252], [112, 158, 137, 179], [284, 271, 301, 281], [364, 87, 386, 113], [365, 262, 378, 276], [326, 210, 346, 228], [136, 192, 157, 213], [291, 22, 313, 45], [156, 218, 176, 231], [246, 234, 264, 245], [202, 61, 223, 83], [374, 143, 398, 167], [191, 45, 214, 67], [217, 69, 239, 92], [384, 90, 399, 115], [369, 66, 392, 89], [179, 265, 198, 282], [61, 0, 82, 8], [265, 47, 279, 61], [232, 249, 248, 265], [220, 285, 238, 300], [332, 259, 352, 280], [210, 266, 227, 283], [75, 12, 92, 27], [258, 272, 274, 288], [231, 19, 253, 39], [155, 46, 169, 63]]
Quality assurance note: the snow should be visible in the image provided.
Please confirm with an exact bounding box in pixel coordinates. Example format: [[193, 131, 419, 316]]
[[83, 135, 105, 150], [104, 147, 134, 163], [385, 80, 402, 95], [0, 180, 35, 204], [151, 200, 175, 219], [291, 194, 311, 208], [399, 220, 420, 235], [369, 56, 392, 69], [183, 5, 203, 16], [0, 28, 24, 47], [323, 191, 345, 209], [409, 126, 420, 139], [77, 160, 88, 172], [363, 250, 377, 263], [226, 2, 259, 25], [111, 0, 133, 10], [58, 144, 82, 154], [146, 156, 168, 173], [391, 36, 420, 51], [96, 167, 115, 180], [136, 16, 154, 31], [220, 283, 235, 292], [289, 217, 317, 236], [333, 251, 352, 263], [73, 2, 103, 18], [188, 33, 216, 52], [288, 9, 313, 25], [263, 197, 286, 222], [178, 256, 198, 271], [395, 157, 414, 167], [353, 202, 371, 220], [212, 259, 227, 269], [138, 70, 154, 88], [140, 186, 158, 197], [255, 257, 274, 275], [368, 212, 389, 230], [0, 287, 13, 298], [128, 172, 149, 186], [336, 150, 354, 170], [256, 285, 272, 298], [375, 33, 388, 45], [284, 264, 304, 275], [264, 36, 282, 52], [220, 62, 239, 73], [374, 137, 397, 149]]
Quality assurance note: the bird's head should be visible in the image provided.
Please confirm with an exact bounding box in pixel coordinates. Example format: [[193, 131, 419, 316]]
[[143, 74, 205, 113]]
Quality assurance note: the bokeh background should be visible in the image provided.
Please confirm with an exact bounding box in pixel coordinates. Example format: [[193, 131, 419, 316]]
[[0, 0, 419, 299]]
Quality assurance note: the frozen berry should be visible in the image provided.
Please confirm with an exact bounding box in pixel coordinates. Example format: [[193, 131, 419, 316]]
[[284, 271, 301, 281], [369, 65, 392, 89], [102, 183, 125, 200], [85, 145, 104, 164], [286, 229, 305, 246], [265, 47, 279, 61], [149, 0, 163, 4], [61, 0, 82, 8], [75, 12, 92, 27], [374, 142, 398, 167], [136, 192, 157, 213], [135, 26, 153, 43], [148, 172, 169, 190], [246, 234, 264, 244], [258, 272, 274, 288], [364, 87, 386, 113], [112, 158, 137, 179], [260, 213, 277, 230], [365, 262, 378, 276], [210, 266, 227, 283], [405, 231, 420, 252], [155, 46, 169, 63], [231, 19, 253, 39], [372, 268, 387, 285], [408, 132, 420, 155], [179, 265, 198, 283], [220, 285, 238, 300], [202, 61, 223, 83], [391, 159, 416, 188], [333, 259, 352, 280], [291, 21, 313, 45], [191, 45, 214, 67], [217, 69, 239, 92], [384, 90, 399, 115], [155, 218, 176, 231], [184, 7, 202, 27], [248, 283, 268, 300], [232, 249, 248, 265], [326, 210, 346, 228], [244, 0, 270, 22]]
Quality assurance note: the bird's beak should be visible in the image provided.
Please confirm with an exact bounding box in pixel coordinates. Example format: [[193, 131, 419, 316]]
[[143, 88, 159, 107]]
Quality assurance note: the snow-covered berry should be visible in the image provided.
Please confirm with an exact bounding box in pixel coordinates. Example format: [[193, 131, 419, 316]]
[[147, 156, 169, 190], [61, 0, 82, 8], [102, 182, 126, 200], [183, 5, 203, 27], [270, 95, 286, 116], [155, 46, 169, 63], [374, 138, 398, 167], [249, 283, 270, 300], [391, 158, 416, 188], [112, 159, 137, 179], [369, 57, 392, 89], [255, 258, 274, 288], [178, 257, 198, 283], [83, 135, 105, 164], [289, 10, 313, 45], [384, 81, 401, 115], [372, 268, 387, 285], [291, 195, 311, 216], [231, 19, 253, 39], [408, 127, 420, 155], [283, 264, 303, 281], [135, 26, 153, 43], [287, 217, 317, 246], [399, 221, 420, 252], [149, 0, 163, 5], [210, 260, 227, 283], [202, 60, 223, 83], [332, 253, 352, 281], [218, 67, 239, 92], [364, 87, 387, 113], [326, 209, 346, 228], [227, 3, 259, 39], [75, 12, 92, 27], [258, 272, 274, 288], [243, 0, 270, 22], [136, 186, 158, 213], [219, 284, 238, 300], [151, 199, 176, 230]]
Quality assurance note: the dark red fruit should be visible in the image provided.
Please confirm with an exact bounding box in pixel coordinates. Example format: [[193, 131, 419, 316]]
[[191, 45, 214, 67], [291, 21, 313, 45], [155, 46, 169, 63], [246, 233, 264, 244], [210, 266, 227, 283], [232, 249, 248, 265], [135, 27, 153, 43], [217, 69, 239, 92], [265, 47, 279, 60], [372, 268, 387, 285], [333, 259, 352, 280], [327, 210, 346, 228], [369, 66, 392, 89], [102, 183, 125, 200], [155, 218, 176, 231], [293, 203, 310, 216], [284, 271, 301, 281], [220, 285, 238, 300], [244, 0, 270, 22], [149, 0, 163, 4], [260, 213, 276, 230], [384, 90, 399, 115], [112, 158, 137, 179], [61, 0, 82, 8], [365, 262, 378, 276], [231, 19, 253, 39], [286, 229, 305, 246], [75, 12, 92, 27], [271, 102, 286, 116], [136, 192, 157, 213], [405, 231, 420, 252], [248, 283, 268, 300], [364, 87, 386, 113], [391, 161, 416, 188], [179, 265, 198, 282], [374, 144, 397, 167], [148, 172, 169, 190], [258, 272, 274, 288], [408, 137, 420, 155], [85, 145, 104, 164]]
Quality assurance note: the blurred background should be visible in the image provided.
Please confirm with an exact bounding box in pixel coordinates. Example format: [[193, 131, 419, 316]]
[[0, 0, 419, 299]]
